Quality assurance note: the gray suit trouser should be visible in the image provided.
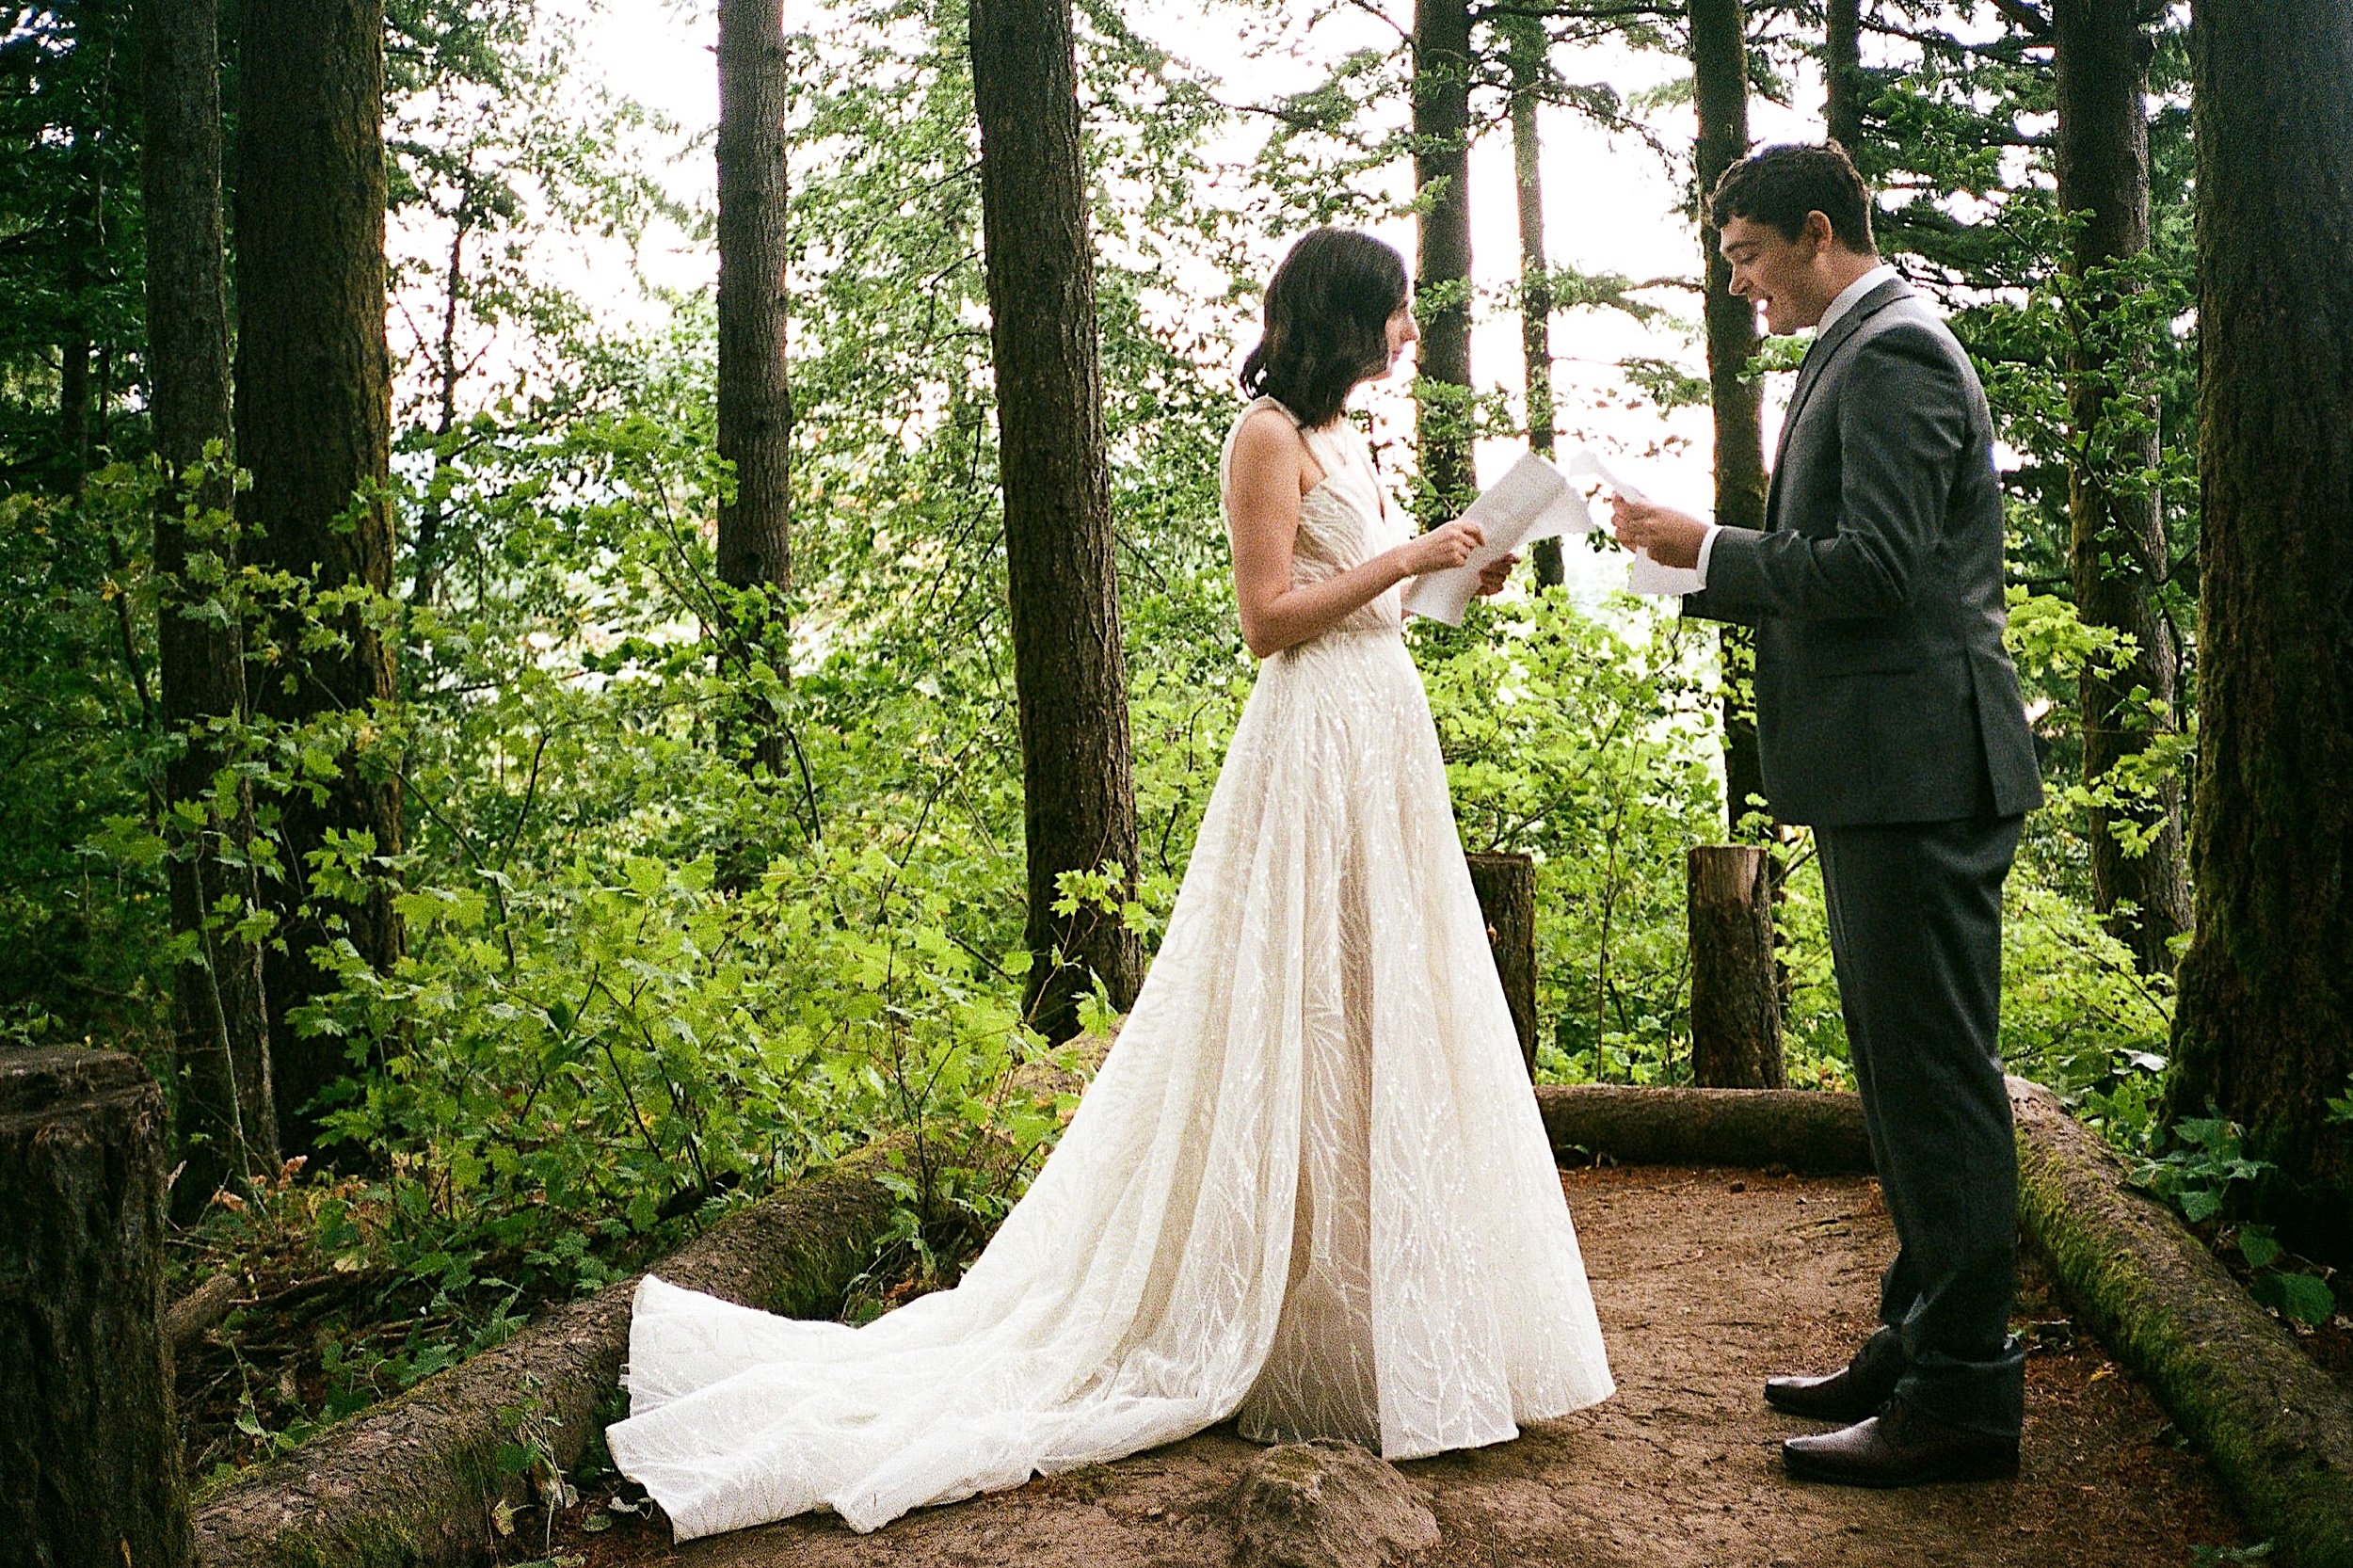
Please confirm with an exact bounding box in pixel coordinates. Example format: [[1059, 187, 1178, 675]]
[[1814, 809, 2025, 1438]]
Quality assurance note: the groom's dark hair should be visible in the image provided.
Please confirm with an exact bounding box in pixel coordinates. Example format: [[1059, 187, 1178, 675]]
[[1710, 141, 1877, 255]]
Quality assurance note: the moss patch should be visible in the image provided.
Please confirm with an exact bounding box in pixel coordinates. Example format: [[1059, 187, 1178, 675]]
[[2012, 1078, 2353, 1567]]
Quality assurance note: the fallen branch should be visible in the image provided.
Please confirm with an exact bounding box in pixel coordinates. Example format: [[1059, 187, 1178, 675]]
[[165, 1272, 240, 1357], [1534, 1082, 1871, 1173]]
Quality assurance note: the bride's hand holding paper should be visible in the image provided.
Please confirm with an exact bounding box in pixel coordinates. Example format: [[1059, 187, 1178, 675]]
[[1401, 451, 1595, 625], [1402, 517, 1487, 575]]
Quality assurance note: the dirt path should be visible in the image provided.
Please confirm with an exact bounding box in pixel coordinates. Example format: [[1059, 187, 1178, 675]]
[[555, 1165, 2255, 1568]]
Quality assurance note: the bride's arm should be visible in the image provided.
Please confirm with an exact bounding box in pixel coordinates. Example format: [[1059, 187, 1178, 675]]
[[1225, 411, 1483, 660]]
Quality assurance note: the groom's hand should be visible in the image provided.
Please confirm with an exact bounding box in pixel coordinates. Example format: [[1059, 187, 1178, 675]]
[[1474, 552, 1519, 597], [1610, 497, 1708, 569]]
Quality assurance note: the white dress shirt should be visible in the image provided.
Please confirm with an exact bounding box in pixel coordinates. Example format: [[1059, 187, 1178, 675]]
[[1690, 261, 1900, 586]]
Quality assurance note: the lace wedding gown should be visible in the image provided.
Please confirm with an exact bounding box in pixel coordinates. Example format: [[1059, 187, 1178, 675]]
[[605, 397, 1614, 1540]]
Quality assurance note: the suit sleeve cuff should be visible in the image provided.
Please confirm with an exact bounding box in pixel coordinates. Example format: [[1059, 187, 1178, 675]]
[[1694, 522, 1721, 589]]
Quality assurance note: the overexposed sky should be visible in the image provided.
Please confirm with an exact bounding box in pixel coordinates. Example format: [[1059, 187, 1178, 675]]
[[566, 0, 1841, 605]]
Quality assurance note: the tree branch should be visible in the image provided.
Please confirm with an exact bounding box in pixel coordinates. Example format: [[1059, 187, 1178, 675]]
[[1989, 0, 2053, 37]]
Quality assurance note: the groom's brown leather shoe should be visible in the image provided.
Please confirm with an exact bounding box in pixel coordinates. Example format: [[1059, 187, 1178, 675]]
[[1764, 1352, 1901, 1423], [1781, 1399, 2020, 1488]]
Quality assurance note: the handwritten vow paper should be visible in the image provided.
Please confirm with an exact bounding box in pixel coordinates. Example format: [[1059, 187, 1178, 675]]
[[1402, 449, 1698, 625]]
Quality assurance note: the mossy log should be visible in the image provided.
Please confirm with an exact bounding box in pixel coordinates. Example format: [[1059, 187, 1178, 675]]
[[193, 1141, 907, 1568], [1534, 1082, 1869, 1173], [2010, 1078, 2353, 1568]]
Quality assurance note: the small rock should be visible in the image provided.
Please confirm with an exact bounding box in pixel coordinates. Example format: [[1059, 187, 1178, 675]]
[[1729, 1180, 1747, 1193], [1226, 1440, 1439, 1568]]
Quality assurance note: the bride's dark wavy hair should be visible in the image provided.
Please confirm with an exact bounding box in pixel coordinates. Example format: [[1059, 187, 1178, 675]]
[[1240, 228, 1408, 429]]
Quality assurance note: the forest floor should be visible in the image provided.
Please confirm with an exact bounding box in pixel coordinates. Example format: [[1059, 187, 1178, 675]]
[[522, 1162, 2262, 1568]]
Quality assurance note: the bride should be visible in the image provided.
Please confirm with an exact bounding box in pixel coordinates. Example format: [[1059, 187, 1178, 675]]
[[606, 227, 1614, 1541]]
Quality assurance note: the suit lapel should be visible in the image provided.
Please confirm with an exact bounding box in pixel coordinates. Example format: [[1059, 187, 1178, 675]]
[[1766, 277, 1913, 528]]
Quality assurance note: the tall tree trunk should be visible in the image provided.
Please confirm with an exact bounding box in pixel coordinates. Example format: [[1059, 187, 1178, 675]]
[[142, 0, 277, 1214], [715, 0, 795, 784], [234, 0, 403, 1161], [2053, 0, 2189, 974], [969, 0, 1143, 1043], [2168, 0, 2353, 1263], [1412, 0, 1476, 520], [1691, 0, 1769, 840], [1504, 15, 1564, 588], [1824, 0, 1865, 151], [58, 97, 101, 485], [407, 202, 471, 615]]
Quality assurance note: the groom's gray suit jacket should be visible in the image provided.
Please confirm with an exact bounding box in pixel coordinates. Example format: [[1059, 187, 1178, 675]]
[[1685, 277, 2041, 827]]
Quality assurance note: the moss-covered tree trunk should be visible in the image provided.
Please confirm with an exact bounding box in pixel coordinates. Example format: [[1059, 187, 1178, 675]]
[[1412, 0, 1476, 520], [715, 0, 796, 788], [969, 0, 1143, 1043], [1691, 0, 1769, 840], [234, 0, 404, 1160], [2053, 0, 2189, 975], [1, 1050, 192, 1568], [1503, 16, 1564, 588], [143, 0, 278, 1211], [2167, 0, 2353, 1264]]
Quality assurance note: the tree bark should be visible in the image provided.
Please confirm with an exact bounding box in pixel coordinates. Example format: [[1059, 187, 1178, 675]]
[[234, 0, 403, 1160], [142, 0, 278, 1211], [715, 0, 796, 783], [1535, 1081, 1866, 1171], [1824, 0, 1865, 151], [2052, 0, 2189, 975], [969, 0, 1143, 1043], [1688, 845, 1785, 1087], [1467, 851, 1539, 1078], [1412, 0, 1477, 520], [0, 1049, 193, 1568], [2011, 1077, 2353, 1565], [1503, 17, 1564, 588], [2167, 0, 2353, 1265], [1690, 0, 1770, 840]]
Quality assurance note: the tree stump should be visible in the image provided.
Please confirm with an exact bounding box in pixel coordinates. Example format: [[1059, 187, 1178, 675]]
[[1, 1048, 192, 1568], [1687, 845, 1785, 1088], [1466, 851, 1538, 1079]]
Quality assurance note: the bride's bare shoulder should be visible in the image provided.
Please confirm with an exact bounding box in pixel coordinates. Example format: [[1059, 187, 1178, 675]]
[[1231, 404, 1302, 466], [1230, 405, 1323, 498]]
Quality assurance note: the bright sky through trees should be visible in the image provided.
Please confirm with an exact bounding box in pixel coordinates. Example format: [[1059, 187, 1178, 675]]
[[555, 0, 1853, 607]]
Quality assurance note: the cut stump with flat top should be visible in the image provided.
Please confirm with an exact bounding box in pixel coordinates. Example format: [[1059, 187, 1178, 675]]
[[0, 1048, 193, 1568], [1466, 851, 1537, 1079], [1687, 844, 1784, 1088]]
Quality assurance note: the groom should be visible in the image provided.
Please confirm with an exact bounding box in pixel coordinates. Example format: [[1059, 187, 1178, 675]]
[[1612, 142, 2042, 1486]]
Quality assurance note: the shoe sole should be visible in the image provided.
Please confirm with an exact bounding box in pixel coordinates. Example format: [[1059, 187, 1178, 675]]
[[1781, 1448, 2020, 1488]]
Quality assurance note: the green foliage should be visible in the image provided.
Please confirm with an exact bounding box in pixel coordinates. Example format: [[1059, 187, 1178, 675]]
[[2133, 1113, 2339, 1330], [0, 0, 2265, 1476], [1421, 586, 1725, 1083]]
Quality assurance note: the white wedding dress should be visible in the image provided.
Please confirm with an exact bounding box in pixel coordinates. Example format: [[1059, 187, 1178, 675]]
[[605, 397, 1614, 1540]]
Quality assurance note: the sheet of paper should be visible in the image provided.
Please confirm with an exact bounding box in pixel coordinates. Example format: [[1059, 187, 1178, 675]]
[[1401, 451, 1596, 625], [1560, 451, 1705, 596], [1626, 549, 1705, 596]]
